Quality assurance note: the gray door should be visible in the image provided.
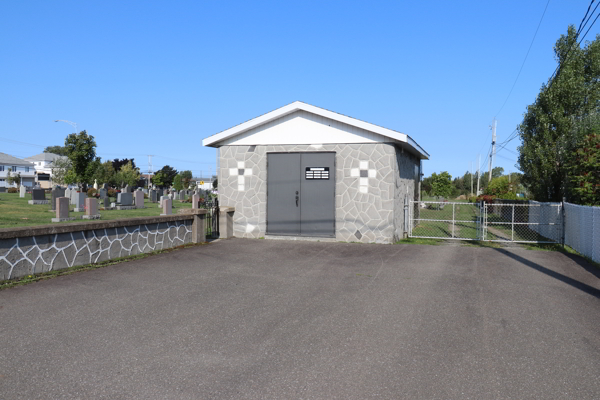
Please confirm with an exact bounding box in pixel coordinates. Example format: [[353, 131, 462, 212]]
[[267, 152, 335, 237], [267, 153, 301, 235], [300, 152, 335, 237]]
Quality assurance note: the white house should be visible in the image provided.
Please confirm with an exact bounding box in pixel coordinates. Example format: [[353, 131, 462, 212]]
[[0, 152, 36, 188], [24, 152, 67, 189]]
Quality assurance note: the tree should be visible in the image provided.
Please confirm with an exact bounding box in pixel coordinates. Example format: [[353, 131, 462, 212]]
[[180, 170, 193, 188], [92, 160, 117, 187], [491, 167, 504, 179], [430, 171, 453, 199], [64, 131, 97, 184], [154, 165, 177, 187], [114, 161, 140, 187], [6, 168, 21, 187], [51, 157, 71, 185], [112, 158, 136, 172], [43, 145, 68, 156], [518, 26, 600, 201], [568, 115, 600, 205], [173, 174, 183, 191], [152, 171, 166, 188]]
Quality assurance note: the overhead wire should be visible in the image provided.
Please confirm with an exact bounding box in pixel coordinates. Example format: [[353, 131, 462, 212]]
[[493, 0, 551, 119]]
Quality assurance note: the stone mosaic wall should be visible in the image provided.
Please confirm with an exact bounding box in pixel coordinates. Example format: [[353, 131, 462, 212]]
[[393, 147, 421, 241], [218, 143, 419, 243], [0, 220, 192, 280]]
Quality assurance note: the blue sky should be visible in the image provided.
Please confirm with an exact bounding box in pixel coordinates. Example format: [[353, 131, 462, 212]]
[[0, 1, 596, 180]]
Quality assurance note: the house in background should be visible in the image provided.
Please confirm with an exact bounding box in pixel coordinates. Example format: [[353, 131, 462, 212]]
[[24, 152, 67, 189], [203, 101, 429, 243], [0, 152, 35, 187]]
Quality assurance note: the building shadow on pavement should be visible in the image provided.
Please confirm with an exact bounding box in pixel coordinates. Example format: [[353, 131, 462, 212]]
[[493, 248, 600, 299]]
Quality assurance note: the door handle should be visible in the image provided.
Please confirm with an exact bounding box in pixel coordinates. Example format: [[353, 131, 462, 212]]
[[295, 191, 299, 207]]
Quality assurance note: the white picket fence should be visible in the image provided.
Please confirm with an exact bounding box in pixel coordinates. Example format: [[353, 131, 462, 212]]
[[563, 202, 600, 263]]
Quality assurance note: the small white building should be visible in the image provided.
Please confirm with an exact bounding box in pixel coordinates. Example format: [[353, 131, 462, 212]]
[[24, 152, 67, 188], [203, 101, 429, 243], [0, 152, 35, 188]]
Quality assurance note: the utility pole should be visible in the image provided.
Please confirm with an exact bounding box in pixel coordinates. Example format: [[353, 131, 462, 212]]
[[470, 161, 473, 196], [488, 119, 497, 181], [476, 154, 481, 196]]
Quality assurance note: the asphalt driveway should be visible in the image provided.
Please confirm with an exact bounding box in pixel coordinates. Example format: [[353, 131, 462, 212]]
[[1, 239, 599, 399]]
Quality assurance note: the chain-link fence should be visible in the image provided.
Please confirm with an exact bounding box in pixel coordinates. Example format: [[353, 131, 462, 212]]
[[409, 201, 481, 240], [564, 202, 600, 263], [484, 202, 562, 243]]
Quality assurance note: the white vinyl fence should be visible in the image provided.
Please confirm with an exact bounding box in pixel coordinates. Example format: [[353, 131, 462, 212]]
[[563, 202, 600, 263]]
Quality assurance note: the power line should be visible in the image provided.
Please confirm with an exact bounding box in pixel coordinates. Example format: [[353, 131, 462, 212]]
[[548, 0, 599, 89], [493, 0, 551, 119]]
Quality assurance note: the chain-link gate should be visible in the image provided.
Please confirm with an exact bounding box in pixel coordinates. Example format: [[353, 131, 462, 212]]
[[409, 201, 562, 244], [409, 201, 482, 240]]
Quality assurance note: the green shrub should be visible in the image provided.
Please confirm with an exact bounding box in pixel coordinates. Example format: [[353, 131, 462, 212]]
[[7, 187, 17, 193], [87, 188, 97, 197], [107, 188, 117, 198]]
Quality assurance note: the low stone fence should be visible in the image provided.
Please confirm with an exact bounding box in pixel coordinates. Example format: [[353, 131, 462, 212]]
[[0, 208, 234, 280]]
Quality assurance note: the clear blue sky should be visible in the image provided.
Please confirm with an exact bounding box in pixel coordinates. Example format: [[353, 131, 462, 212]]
[[0, 1, 596, 180]]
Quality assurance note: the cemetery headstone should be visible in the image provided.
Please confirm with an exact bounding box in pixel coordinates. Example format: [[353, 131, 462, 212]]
[[104, 197, 110, 209], [134, 190, 144, 208], [28, 188, 49, 205], [179, 190, 186, 201], [102, 183, 108, 190], [93, 179, 98, 190], [51, 186, 66, 211], [82, 198, 100, 219], [161, 198, 172, 216], [98, 188, 107, 199], [73, 192, 86, 212], [64, 188, 71, 201], [116, 192, 134, 210], [159, 195, 166, 208], [192, 194, 200, 209], [19, 186, 26, 198], [150, 190, 157, 203], [52, 197, 75, 222]]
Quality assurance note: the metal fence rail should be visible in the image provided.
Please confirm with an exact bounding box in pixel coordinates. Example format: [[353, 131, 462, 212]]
[[200, 198, 220, 239], [409, 201, 481, 240], [484, 203, 562, 243], [564, 202, 599, 263]]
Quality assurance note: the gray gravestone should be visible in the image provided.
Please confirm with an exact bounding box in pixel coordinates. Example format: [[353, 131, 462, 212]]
[[19, 186, 26, 198], [51, 186, 66, 210], [73, 192, 86, 212], [32, 189, 45, 201], [150, 190, 157, 203], [104, 197, 110, 209], [98, 188, 107, 199], [124, 184, 130, 193], [119, 193, 133, 206], [179, 190, 186, 201]]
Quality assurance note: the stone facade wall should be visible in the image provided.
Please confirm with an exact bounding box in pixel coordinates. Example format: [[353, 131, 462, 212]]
[[0, 219, 193, 280], [393, 146, 421, 241], [218, 143, 420, 243]]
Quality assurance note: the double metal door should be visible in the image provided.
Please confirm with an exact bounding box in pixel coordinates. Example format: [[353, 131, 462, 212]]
[[267, 152, 335, 237]]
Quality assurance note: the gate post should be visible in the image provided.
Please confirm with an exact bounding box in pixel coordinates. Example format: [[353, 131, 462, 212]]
[[404, 197, 409, 238], [561, 197, 566, 248], [192, 211, 207, 243]]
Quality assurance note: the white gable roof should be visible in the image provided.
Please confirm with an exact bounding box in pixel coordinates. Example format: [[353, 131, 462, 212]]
[[202, 101, 429, 159]]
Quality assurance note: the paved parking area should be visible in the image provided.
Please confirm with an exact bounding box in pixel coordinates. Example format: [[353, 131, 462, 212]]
[[1, 239, 599, 399]]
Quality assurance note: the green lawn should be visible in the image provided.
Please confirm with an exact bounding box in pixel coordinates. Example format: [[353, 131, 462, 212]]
[[0, 192, 194, 229]]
